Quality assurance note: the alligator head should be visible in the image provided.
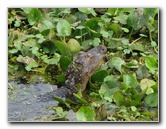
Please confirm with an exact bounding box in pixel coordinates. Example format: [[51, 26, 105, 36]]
[[65, 45, 107, 93]]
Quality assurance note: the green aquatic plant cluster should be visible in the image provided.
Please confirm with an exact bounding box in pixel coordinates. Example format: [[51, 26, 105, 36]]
[[8, 8, 158, 121]]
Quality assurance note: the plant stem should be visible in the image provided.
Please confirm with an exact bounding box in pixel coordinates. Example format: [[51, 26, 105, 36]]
[[131, 37, 142, 44], [63, 36, 66, 43], [129, 28, 133, 41]]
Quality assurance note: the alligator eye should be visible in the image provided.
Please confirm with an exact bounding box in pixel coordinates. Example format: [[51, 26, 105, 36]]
[[100, 46, 107, 54]]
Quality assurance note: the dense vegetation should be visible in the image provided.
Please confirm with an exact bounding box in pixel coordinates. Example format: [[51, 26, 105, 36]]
[[8, 8, 158, 121]]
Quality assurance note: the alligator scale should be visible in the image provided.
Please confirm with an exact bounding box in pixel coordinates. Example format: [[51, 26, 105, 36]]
[[38, 45, 107, 101]]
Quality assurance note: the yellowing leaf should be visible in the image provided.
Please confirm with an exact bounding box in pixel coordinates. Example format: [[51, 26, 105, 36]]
[[140, 78, 156, 95]]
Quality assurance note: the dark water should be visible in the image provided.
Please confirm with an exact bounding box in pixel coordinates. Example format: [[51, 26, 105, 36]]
[[8, 81, 76, 122]]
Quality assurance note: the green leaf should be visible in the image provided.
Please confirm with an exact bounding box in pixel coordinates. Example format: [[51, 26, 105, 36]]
[[14, 40, 22, 51], [28, 8, 42, 25], [146, 88, 154, 95], [76, 106, 95, 121], [60, 56, 71, 71], [104, 75, 115, 82], [24, 39, 37, 47], [127, 11, 146, 30], [78, 8, 97, 16], [144, 8, 158, 18], [25, 59, 38, 71], [48, 53, 61, 65], [41, 41, 57, 54], [145, 92, 158, 107], [136, 65, 151, 79], [91, 70, 108, 83], [113, 90, 125, 106], [67, 38, 81, 52], [17, 55, 38, 71], [9, 49, 18, 54], [76, 25, 85, 29], [21, 8, 32, 13], [110, 23, 121, 34], [14, 20, 20, 27], [113, 13, 128, 24], [139, 34, 147, 37], [54, 107, 68, 119], [75, 11, 88, 22], [79, 8, 91, 14], [107, 8, 117, 16], [108, 57, 126, 73], [31, 47, 39, 55], [56, 19, 71, 37], [54, 40, 71, 56], [108, 117, 116, 121], [151, 41, 157, 47], [91, 38, 101, 47], [131, 106, 137, 112], [127, 12, 139, 30], [73, 93, 88, 104], [123, 49, 130, 54], [123, 74, 137, 88], [99, 82, 119, 102], [52, 96, 65, 104], [84, 18, 101, 37], [56, 75, 65, 83], [145, 56, 158, 73], [38, 19, 55, 32], [121, 27, 129, 33], [80, 39, 92, 50], [126, 60, 139, 69], [100, 30, 109, 38], [130, 43, 145, 52], [121, 38, 129, 45]]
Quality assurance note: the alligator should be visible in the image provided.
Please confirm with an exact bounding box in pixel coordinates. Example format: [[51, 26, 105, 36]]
[[38, 45, 107, 101]]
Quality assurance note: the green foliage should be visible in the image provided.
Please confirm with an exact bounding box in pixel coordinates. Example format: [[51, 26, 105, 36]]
[[52, 106, 68, 120], [67, 38, 81, 52], [145, 56, 158, 74], [145, 92, 158, 107], [108, 57, 126, 73], [76, 106, 95, 121], [56, 19, 71, 37], [28, 8, 42, 25], [8, 8, 158, 121], [91, 70, 108, 82]]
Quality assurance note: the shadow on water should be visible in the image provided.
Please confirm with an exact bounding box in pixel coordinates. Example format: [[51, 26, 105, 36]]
[[8, 81, 76, 122]]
